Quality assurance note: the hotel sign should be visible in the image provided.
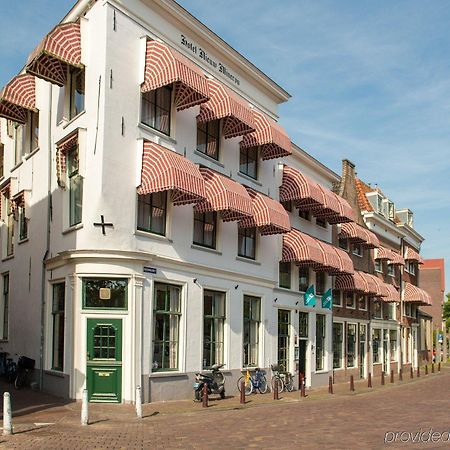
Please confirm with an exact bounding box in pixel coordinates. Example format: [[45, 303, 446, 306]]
[[180, 34, 241, 86]]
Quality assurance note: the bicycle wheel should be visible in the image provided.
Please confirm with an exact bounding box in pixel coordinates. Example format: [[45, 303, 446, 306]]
[[237, 376, 253, 395], [271, 375, 284, 393], [14, 371, 26, 390], [257, 375, 269, 394], [285, 376, 294, 392]]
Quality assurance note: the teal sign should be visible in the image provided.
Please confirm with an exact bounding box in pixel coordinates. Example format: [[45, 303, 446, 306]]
[[321, 289, 333, 310], [304, 285, 316, 307]]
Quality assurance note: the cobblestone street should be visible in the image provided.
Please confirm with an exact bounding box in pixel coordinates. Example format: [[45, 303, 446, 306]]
[[0, 366, 449, 449]]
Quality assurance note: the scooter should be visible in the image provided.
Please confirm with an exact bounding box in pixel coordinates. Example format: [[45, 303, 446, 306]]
[[193, 363, 226, 401]]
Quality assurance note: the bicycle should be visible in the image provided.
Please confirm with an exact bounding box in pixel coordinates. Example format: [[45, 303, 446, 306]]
[[14, 356, 35, 390], [6, 356, 17, 384], [270, 364, 285, 393], [237, 368, 269, 395]]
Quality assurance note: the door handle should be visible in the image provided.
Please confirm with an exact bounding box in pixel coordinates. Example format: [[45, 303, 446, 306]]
[[87, 352, 90, 360]]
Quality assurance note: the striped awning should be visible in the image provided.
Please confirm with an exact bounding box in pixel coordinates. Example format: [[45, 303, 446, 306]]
[[282, 228, 324, 267], [195, 168, 252, 221], [375, 246, 404, 265], [240, 110, 291, 160], [327, 195, 355, 224], [339, 222, 380, 248], [335, 271, 369, 293], [389, 251, 405, 266], [359, 272, 379, 296], [239, 188, 290, 235], [312, 185, 341, 218], [26, 23, 82, 86], [403, 282, 431, 305], [405, 247, 424, 264], [332, 246, 355, 275], [0, 74, 36, 123], [138, 141, 206, 206], [315, 241, 342, 274], [197, 79, 255, 138], [382, 283, 400, 302], [141, 40, 209, 111], [364, 273, 387, 297], [279, 165, 324, 210]]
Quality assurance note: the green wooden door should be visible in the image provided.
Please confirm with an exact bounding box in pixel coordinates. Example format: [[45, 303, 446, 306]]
[[86, 318, 122, 402]]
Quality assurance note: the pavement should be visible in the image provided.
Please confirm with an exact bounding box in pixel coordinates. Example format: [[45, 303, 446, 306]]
[[0, 364, 449, 449]]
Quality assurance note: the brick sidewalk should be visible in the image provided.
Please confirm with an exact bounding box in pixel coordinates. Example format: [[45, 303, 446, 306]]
[[1, 364, 449, 449]]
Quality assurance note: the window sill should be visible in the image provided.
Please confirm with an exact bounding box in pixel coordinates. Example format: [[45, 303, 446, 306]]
[[18, 238, 29, 245], [135, 230, 173, 243], [315, 370, 329, 374], [149, 371, 187, 379], [44, 369, 66, 378], [236, 256, 260, 265], [193, 149, 224, 168], [191, 244, 221, 255], [25, 147, 40, 160], [138, 122, 177, 145], [62, 110, 86, 129], [236, 171, 262, 186], [11, 161, 23, 172], [1, 255, 14, 262], [352, 253, 363, 258], [62, 223, 83, 235]]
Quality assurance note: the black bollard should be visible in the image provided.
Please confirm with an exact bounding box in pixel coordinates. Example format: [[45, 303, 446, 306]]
[[240, 380, 245, 404], [368, 372, 372, 388]]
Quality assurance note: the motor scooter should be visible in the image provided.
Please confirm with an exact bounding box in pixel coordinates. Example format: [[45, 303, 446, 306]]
[[193, 363, 225, 401]]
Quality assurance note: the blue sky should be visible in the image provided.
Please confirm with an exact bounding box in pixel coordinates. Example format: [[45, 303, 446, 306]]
[[1, 0, 449, 293]]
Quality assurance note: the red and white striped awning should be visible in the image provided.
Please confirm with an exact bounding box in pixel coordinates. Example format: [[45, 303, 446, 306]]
[[239, 188, 290, 235], [359, 272, 379, 296], [382, 283, 400, 302], [240, 110, 291, 160], [404, 247, 424, 264], [282, 228, 324, 268], [339, 222, 380, 248], [375, 246, 404, 265], [364, 273, 387, 297], [315, 241, 341, 274], [332, 246, 355, 275], [327, 195, 355, 224], [403, 282, 431, 305], [56, 130, 78, 182], [197, 79, 255, 138], [335, 271, 369, 293], [195, 168, 253, 221], [138, 141, 206, 205], [279, 165, 324, 210], [389, 251, 405, 266], [313, 185, 341, 218], [26, 23, 82, 86], [141, 40, 210, 111], [0, 74, 36, 123]]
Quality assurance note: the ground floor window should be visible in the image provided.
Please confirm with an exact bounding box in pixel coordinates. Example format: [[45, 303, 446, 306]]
[[203, 290, 225, 369], [389, 330, 397, 362], [277, 309, 290, 371], [1, 273, 9, 340], [153, 283, 181, 371], [52, 283, 65, 371], [243, 295, 260, 367], [83, 278, 128, 309], [316, 314, 326, 371], [372, 328, 381, 363], [298, 312, 308, 338], [333, 322, 343, 369], [347, 323, 357, 368]]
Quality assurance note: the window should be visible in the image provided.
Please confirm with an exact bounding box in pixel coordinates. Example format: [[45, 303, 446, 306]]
[[239, 146, 258, 179], [299, 267, 310, 293], [333, 322, 343, 369], [14, 122, 24, 165], [279, 262, 291, 289], [137, 192, 167, 235], [298, 312, 308, 338], [357, 295, 367, 311], [83, 278, 128, 309], [316, 217, 327, 228], [387, 264, 395, 277], [0, 144, 4, 178], [347, 323, 357, 368], [406, 261, 416, 275], [332, 290, 342, 307], [281, 201, 292, 212], [389, 330, 397, 361], [1, 274, 9, 340], [373, 299, 382, 319], [67, 145, 83, 227], [193, 211, 217, 249], [338, 238, 349, 251], [238, 226, 256, 259], [387, 303, 395, 320], [18, 203, 27, 241], [29, 111, 39, 153], [315, 272, 325, 296], [51, 283, 65, 371], [141, 86, 171, 135], [316, 314, 326, 371], [405, 303, 412, 317], [372, 328, 381, 363], [345, 292, 355, 309], [203, 290, 225, 369], [277, 309, 290, 372], [374, 259, 383, 273], [153, 283, 181, 371], [197, 119, 220, 160], [4, 194, 14, 257], [69, 68, 85, 120], [299, 210, 311, 221], [243, 295, 260, 367], [352, 243, 363, 257]]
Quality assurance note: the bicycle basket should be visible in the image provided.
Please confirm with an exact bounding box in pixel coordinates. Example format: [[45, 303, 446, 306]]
[[18, 356, 35, 370]]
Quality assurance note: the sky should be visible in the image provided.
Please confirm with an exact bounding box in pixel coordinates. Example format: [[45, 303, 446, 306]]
[[1, 0, 449, 293]]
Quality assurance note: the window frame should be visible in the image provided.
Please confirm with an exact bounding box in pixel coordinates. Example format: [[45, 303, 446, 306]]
[[203, 290, 226, 369], [374, 259, 383, 273], [69, 68, 85, 120], [352, 243, 363, 257], [137, 191, 167, 236], [67, 144, 83, 227], [18, 203, 28, 241], [193, 210, 217, 249], [243, 295, 261, 367], [345, 292, 356, 309], [277, 309, 291, 372], [315, 271, 326, 296], [239, 146, 258, 179], [346, 323, 357, 368], [1, 273, 9, 341], [141, 86, 172, 136], [197, 119, 220, 161], [387, 264, 395, 277], [333, 322, 344, 369], [315, 216, 327, 228], [299, 266, 310, 293], [237, 226, 256, 260], [51, 282, 65, 371], [315, 314, 326, 371], [82, 278, 128, 310], [278, 261, 291, 289]]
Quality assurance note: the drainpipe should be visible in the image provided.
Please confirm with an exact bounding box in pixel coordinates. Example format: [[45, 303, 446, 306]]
[[39, 84, 53, 390], [399, 237, 404, 372]]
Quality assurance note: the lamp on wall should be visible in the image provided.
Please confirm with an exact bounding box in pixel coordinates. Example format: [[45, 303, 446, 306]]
[[295, 301, 299, 305], [274, 298, 278, 303], [235, 284, 239, 289]]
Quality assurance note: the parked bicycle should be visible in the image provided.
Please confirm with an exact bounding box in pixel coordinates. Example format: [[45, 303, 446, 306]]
[[14, 356, 35, 390], [6, 355, 17, 384], [237, 368, 269, 395], [270, 364, 295, 393]]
